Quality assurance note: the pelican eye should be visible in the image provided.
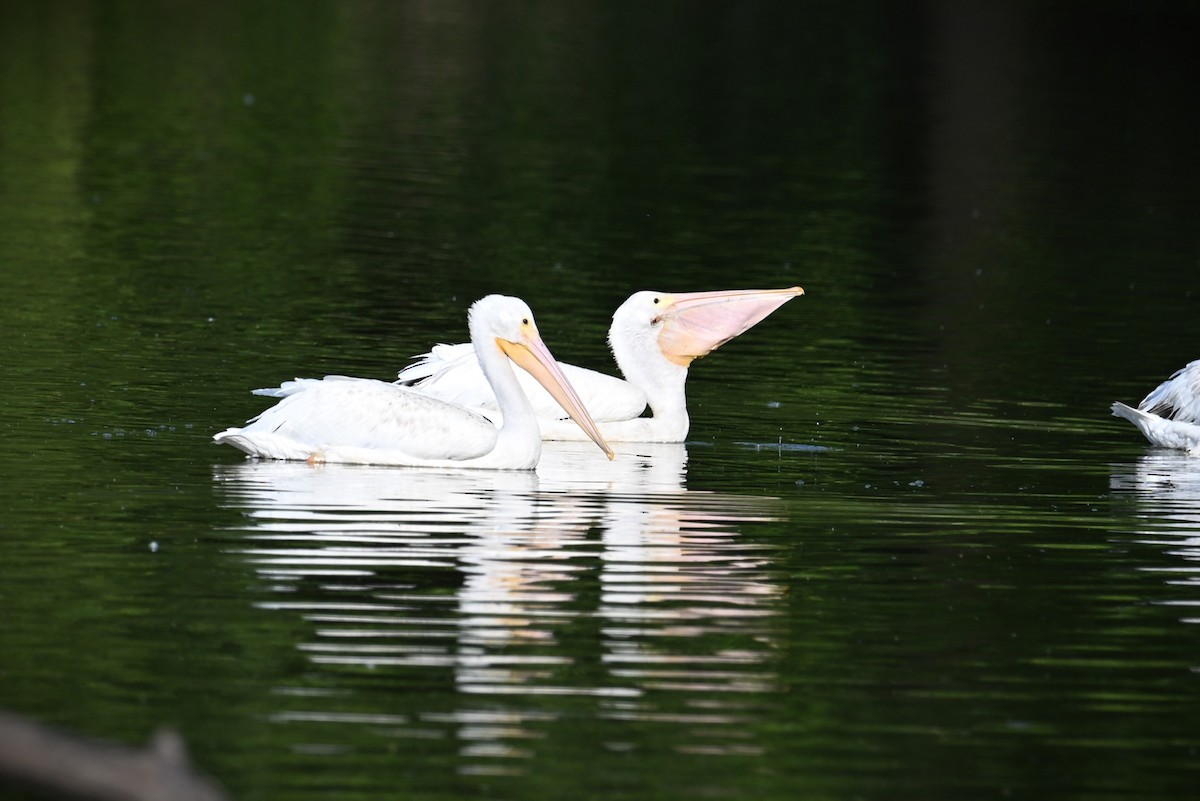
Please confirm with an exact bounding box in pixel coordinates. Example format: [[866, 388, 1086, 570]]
[[522, 318, 529, 325], [652, 297, 660, 304]]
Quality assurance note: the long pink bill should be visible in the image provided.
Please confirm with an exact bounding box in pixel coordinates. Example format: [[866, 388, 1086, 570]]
[[657, 286, 805, 366]]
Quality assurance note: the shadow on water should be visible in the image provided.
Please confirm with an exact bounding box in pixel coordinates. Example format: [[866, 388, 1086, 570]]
[[213, 443, 785, 784]]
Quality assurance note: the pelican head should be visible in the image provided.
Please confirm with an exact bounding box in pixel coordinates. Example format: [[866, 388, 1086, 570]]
[[469, 295, 615, 460], [609, 286, 805, 372]]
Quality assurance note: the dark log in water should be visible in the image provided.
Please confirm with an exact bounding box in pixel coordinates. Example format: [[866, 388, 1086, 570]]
[[0, 710, 230, 801]]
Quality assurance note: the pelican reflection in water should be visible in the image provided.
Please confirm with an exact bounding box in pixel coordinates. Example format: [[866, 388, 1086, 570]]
[[1111, 453, 1200, 668], [214, 442, 784, 767]]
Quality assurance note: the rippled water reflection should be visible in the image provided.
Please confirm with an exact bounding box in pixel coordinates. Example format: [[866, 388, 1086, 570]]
[[215, 443, 784, 775], [3, 1, 1199, 798], [1112, 454, 1200, 655]]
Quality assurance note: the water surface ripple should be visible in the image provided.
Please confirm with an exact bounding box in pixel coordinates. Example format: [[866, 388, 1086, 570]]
[[216, 443, 785, 776]]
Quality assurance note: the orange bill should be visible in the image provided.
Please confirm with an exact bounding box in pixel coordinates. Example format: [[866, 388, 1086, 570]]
[[498, 334, 616, 460]]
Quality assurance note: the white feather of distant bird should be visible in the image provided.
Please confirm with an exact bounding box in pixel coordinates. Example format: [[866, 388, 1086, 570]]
[[397, 287, 804, 442], [213, 295, 614, 468], [1112, 359, 1200, 454]]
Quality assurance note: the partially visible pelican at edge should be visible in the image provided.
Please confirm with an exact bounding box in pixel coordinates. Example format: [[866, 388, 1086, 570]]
[[1112, 359, 1200, 454], [214, 295, 614, 469], [397, 287, 804, 442]]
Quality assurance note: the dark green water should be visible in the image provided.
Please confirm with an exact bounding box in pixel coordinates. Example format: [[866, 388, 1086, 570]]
[[2, 2, 1199, 799]]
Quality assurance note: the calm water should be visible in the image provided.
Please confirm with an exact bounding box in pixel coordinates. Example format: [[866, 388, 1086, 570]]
[[2, 1, 1199, 799]]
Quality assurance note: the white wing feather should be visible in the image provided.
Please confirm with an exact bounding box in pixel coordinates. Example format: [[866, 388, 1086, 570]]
[[215, 378, 497, 461], [1112, 401, 1200, 453], [1138, 360, 1200, 423], [395, 344, 499, 412], [252, 374, 357, 399], [398, 343, 647, 422]]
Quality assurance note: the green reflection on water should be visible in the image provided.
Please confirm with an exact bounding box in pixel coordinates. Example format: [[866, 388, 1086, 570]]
[[2, 1, 1200, 800]]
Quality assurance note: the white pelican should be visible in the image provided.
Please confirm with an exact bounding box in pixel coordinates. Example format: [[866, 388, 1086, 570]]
[[213, 295, 614, 469], [397, 287, 804, 442], [1112, 359, 1200, 454]]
